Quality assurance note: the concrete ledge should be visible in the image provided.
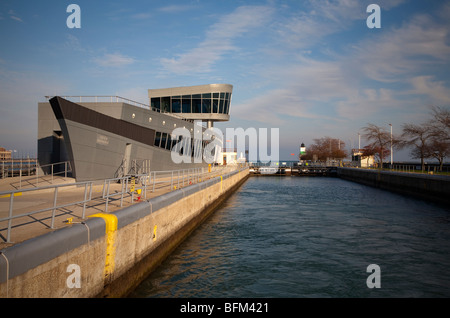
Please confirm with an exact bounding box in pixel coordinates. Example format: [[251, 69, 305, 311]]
[[337, 167, 450, 205], [0, 168, 249, 297], [115, 201, 151, 229], [0, 217, 105, 284]]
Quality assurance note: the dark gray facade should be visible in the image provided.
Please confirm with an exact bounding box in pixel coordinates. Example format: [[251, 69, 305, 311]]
[[38, 84, 232, 182]]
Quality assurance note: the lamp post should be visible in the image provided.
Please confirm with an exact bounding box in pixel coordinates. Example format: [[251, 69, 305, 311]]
[[389, 123, 393, 169]]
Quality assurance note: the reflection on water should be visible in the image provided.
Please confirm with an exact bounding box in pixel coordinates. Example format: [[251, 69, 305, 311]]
[[129, 176, 450, 298]]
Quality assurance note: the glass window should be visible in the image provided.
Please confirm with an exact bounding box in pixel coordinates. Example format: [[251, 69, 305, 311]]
[[213, 93, 219, 99], [166, 134, 172, 150], [202, 98, 211, 113], [171, 135, 177, 150], [151, 98, 160, 111], [224, 100, 229, 114], [182, 95, 191, 113], [172, 97, 181, 113], [161, 97, 170, 112], [219, 99, 224, 114], [212, 99, 219, 113], [154, 131, 161, 147], [202, 93, 211, 99], [160, 133, 167, 149], [225, 93, 229, 100], [220, 92, 225, 99], [192, 97, 201, 113]]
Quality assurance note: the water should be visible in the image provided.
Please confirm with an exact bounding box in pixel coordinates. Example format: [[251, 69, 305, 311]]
[[129, 176, 450, 298]]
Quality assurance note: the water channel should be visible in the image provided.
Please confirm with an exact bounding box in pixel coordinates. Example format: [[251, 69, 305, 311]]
[[129, 176, 450, 298]]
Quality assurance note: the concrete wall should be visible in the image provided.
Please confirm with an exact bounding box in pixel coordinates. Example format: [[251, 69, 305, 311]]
[[337, 167, 450, 205], [0, 168, 249, 298]]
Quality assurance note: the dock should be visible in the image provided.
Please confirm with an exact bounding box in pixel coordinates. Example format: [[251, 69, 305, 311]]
[[249, 165, 338, 177]]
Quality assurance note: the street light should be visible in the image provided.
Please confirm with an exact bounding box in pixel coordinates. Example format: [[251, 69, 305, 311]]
[[389, 123, 393, 168]]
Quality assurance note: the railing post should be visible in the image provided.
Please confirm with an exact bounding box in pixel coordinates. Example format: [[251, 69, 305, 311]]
[[7, 192, 14, 243], [50, 187, 58, 229], [82, 183, 88, 219], [105, 180, 111, 212]]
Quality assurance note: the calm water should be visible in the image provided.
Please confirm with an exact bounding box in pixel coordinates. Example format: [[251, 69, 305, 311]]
[[129, 176, 450, 298]]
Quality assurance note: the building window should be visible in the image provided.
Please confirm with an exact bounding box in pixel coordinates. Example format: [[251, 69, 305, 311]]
[[166, 134, 172, 150], [192, 94, 201, 113], [154, 131, 161, 147], [182, 95, 191, 113], [219, 98, 224, 113], [212, 98, 219, 113], [201, 97, 211, 113], [161, 97, 170, 112], [151, 98, 160, 111], [160, 132, 167, 149], [172, 96, 181, 113]]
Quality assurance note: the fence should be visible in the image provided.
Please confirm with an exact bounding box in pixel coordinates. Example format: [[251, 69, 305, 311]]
[[101, 165, 236, 212], [1, 160, 72, 189], [0, 165, 239, 243], [0, 181, 93, 243]]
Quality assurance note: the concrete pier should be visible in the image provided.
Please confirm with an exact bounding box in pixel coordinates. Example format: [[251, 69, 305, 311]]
[[0, 167, 249, 298], [337, 167, 450, 205]]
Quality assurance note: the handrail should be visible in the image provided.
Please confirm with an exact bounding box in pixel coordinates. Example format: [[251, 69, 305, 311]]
[[0, 165, 243, 243], [0, 181, 93, 243], [44, 95, 190, 121]]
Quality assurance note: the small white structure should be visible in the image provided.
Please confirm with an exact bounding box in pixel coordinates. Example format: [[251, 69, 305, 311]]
[[351, 149, 374, 168], [218, 148, 237, 165]]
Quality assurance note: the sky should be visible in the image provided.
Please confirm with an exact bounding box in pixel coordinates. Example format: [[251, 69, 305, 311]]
[[0, 0, 449, 161]]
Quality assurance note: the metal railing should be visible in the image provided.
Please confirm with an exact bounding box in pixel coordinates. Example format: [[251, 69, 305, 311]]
[[0, 165, 242, 243], [4, 161, 72, 189], [101, 165, 236, 212], [44, 95, 190, 121], [0, 181, 93, 243]]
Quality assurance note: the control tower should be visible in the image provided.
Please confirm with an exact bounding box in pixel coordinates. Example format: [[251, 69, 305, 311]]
[[148, 84, 233, 128]]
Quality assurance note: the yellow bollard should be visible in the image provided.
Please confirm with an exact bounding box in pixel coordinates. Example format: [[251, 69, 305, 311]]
[[208, 164, 211, 173]]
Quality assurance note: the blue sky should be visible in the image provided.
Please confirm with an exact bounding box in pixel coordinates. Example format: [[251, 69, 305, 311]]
[[0, 0, 449, 161]]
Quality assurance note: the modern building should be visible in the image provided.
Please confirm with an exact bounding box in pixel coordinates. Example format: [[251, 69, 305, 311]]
[[38, 84, 233, 181], [0, 147, 12, 161], [148, 84, 233, 129]]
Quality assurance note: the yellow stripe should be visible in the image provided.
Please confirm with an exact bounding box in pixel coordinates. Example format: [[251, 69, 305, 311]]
[[0, 192, 22, 198], [220, 176, 223, 192], [88, 213, 118, 279], [153, 225, 157, 241]]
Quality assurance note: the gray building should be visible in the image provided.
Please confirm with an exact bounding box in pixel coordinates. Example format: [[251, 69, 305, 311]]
[[38, 84, 233, 181]]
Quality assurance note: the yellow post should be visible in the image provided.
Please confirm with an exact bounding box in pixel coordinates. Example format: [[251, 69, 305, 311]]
[[208, 164, 211, 173]]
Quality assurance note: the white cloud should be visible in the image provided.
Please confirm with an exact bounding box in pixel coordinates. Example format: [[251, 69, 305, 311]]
[[8, 9, 23, 22], [158, 5, 196, 13], [409, 76, 450, 104], [235, 2, 450, 125], [160, 5, 274, 74], [93, 53, 136, 67]]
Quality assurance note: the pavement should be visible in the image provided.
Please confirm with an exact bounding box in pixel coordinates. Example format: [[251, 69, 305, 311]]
[[0, 167, 233, 249]]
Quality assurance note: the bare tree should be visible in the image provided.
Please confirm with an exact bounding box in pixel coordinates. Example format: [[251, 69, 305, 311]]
[[361, 124, 392, 168], [427, 106, 450, 171], [303, 137, 347, 162], [401, 123, 432, 171]]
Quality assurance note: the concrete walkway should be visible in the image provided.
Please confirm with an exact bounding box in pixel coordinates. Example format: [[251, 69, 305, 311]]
[[0, 167, 235, 249]]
